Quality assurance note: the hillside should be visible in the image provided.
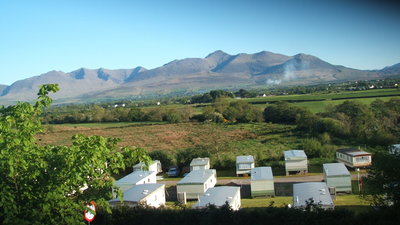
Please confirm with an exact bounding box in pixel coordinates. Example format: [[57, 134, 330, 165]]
[[0, 50, 398, 105]]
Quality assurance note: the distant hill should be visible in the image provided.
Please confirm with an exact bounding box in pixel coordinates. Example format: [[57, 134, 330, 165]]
[[380, 63, 400, 75], [0, 50, 398, 105]]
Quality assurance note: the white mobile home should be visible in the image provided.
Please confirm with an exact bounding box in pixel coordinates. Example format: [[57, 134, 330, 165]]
[[176, 169, 217, 200], [190, 157, 210, 171], [336, 148, 372, 168], [109, 183, 165, 208], [133, 160, 162, 174], [284, 150, 308, 176], [323, 163, 352, 193], [115, 171, 156, 192], [193, 186, 241, 210], [251, 167, 275, 197], [389, 144, 400, 155], [236, 155, 255, 176], [293, 182, 334, 210]]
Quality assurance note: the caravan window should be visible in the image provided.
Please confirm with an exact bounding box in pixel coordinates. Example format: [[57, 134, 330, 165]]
[[239, 164, 251, 170]]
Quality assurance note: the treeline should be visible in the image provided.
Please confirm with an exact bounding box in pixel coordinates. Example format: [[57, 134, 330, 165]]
[[92, 205, 400, 225], [190, 89, 258, 103], [196, 98, 264, 123], [264, 98, 400, 155], [43, 105, 194, 124], [43, 98, 264, 124]]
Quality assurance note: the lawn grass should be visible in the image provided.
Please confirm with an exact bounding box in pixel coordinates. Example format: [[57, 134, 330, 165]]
[[241, 197, 292, 208]]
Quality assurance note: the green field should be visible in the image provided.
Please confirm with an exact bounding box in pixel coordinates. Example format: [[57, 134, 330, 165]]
[[243, 88, 400, 113], [293, 96, 400, 113], [246, 88, 400, 103]]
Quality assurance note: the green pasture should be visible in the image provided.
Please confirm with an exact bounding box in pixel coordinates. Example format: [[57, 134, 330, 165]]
[[293, 96, 400, 113], [246, 88, 400, 103]]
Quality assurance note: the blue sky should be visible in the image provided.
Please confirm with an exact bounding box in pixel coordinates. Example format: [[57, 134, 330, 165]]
[[0, 0, 399, 85]]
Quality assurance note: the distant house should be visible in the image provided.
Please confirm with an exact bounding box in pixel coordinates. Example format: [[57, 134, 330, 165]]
[[176, 169, 217, 200], [190, 157, 210, 171], [284, 150, 308, 176], [109, 183, 165, 208], [389, 144, 400, 155], [115, 171, 156, 192], [133, 160, 162, 174], [236, 155, 255, 176], [193, 186, 241, 210], [293, 182, 334, 210], [323, 163, 352, 193], [251, 167, 275, 197], [336, 148, 372, 168]]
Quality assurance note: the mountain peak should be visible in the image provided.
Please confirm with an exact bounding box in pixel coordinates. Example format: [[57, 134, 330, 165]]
[[205, 50, 229, 58]]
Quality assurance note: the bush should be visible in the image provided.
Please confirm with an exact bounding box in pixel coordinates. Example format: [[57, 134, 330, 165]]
[[264, 102, 310, 124], [301, 138, 322, 158]]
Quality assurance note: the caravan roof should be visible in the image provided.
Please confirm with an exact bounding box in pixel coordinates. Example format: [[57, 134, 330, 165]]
[[109, 183, 164, 203], [337, 148, 371, 157], [284, 150, 307, 160], [190, 157, 210, 166], [251, 167, 273, 181], [323, 163, 350, 177], [177, 169, 216, 185], [236, 155, 254, 164], [293, 182, 333, 208], [193, 186, 240, 208], [116, 171, 155, 185]]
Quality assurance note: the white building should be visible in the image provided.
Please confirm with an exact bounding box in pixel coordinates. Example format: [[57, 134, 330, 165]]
[[323, 163, 352, 193], [190, 157, 210, 171], [236, 155, 255, 176], [293, 182, 334, 210], [115, 171, 156, 192], [133, 160, 162, 174], [193, 186, 241, 210], [176, 169, 217, 200], [251, 167, 275, 197], [336, 148, 372, 168], [109, 183, 165, 208], [284, 150, 308, 176]]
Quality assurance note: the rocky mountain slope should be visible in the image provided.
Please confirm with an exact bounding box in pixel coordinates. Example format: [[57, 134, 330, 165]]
[[0, 51, 398, 104]]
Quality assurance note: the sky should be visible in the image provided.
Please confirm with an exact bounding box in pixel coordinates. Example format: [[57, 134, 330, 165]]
[[0, 0, 399, 85]]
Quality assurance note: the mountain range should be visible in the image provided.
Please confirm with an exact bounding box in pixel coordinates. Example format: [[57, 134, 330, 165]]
[[1, 50, 399, 105]]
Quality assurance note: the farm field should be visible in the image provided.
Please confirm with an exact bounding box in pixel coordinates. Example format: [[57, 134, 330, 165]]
[[38, 122, 305, 157]]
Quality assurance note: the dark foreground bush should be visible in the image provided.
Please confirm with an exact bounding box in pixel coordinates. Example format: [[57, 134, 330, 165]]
[[92, 205, 400, 225]]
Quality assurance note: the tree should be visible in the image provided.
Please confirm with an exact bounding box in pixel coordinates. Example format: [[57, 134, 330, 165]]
[[364, 151, 400, 208], [0, 84, 151, 224]]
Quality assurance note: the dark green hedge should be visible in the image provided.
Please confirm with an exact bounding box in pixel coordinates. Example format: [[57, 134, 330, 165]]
[[92, 206, 400, 225]]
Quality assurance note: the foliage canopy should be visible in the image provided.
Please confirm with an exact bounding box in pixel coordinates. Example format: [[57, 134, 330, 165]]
[[0, 84, 151, 225]]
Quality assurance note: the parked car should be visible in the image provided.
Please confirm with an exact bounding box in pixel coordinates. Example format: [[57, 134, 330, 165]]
[[167, 166, 180, 177]]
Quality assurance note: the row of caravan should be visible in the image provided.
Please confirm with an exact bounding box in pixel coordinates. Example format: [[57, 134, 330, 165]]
[[108, 146, 376, 210], [109, 162, 351, 210]]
